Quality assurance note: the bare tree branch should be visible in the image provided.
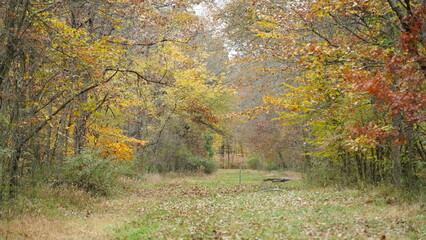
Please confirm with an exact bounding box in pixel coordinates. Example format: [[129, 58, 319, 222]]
[[104, 68, 169, 85]]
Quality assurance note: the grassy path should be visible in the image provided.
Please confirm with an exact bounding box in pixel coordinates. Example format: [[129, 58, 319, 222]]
[[1, 169, 425, 239], [113, 170, 425, 239]]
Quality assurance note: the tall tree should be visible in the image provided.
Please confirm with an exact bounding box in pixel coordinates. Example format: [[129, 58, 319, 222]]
[[219, 0, 425, 187]]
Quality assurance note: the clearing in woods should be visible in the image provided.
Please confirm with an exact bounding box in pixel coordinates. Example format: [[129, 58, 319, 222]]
[[1, 169, 425, 239]]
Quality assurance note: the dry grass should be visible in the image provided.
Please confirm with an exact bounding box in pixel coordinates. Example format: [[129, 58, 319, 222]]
[[143, 173, 162, 183], [0, 215, 116, 240], [0, 182, 143, 240], [383, 204, 425, 219]]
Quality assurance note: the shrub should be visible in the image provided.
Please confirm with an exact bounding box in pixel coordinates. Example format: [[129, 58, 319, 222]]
[[265, 161, 280, 171], [54, 150, 117, 195], [203, 134, 215, 158], [115, 159, 143, 178], [304, 160, 342, 187], [185, 156, 218, 174], [247, 156, 263, 170]]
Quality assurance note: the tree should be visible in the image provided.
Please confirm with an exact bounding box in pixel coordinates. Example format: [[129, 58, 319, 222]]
[[0, 0, 232, 200], [219, 0, 425, 187]]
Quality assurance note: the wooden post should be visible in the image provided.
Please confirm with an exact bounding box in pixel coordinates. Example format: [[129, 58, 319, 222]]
[[239, 166, 242, 185]]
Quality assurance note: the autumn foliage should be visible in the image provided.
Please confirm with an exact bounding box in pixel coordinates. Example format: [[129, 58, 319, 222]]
[[0, 0, 231, 199], [221, 0, 425, 187], [0, 0, 424, 202]]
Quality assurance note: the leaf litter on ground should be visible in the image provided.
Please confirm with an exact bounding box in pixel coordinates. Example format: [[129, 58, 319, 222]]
[[113, 170, 425, 240], [0, 169, 424, 239]]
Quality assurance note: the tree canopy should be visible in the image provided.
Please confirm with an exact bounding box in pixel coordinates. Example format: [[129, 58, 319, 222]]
[[0, 0, 424, 201]]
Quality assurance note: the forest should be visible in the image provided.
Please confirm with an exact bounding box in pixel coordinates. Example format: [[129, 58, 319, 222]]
[[0, 0, 425, 239]]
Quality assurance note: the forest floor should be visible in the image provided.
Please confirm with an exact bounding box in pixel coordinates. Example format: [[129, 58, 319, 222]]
[[0, 169, 425, 239]]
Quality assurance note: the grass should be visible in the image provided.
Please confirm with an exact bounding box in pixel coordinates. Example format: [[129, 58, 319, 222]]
[[113, 170, 425, 239], [0, 169, 425, 239]]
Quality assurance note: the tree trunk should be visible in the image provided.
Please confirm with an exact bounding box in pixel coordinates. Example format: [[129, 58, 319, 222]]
[[74, 111, 87, 155], [390, 144, 402, 187], [391, 114, 403, 187]]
